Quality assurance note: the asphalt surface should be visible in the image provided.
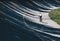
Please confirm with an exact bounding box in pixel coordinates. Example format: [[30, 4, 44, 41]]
[[0, 0, 60, 41]]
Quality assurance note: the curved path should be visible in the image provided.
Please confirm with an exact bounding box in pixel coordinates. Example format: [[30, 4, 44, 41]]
[[0, 0, 60, 41]]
